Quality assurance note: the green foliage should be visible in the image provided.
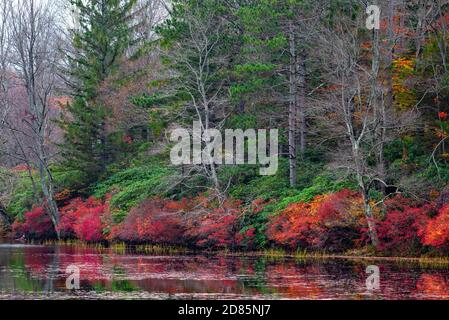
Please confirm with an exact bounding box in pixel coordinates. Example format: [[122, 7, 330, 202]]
[[0, 168, 15, 209], [226, 161, 291, 203], [61, 0, 138, 187], [93, 163, 175, 221], [224, 114, 258, 131], [7, 177, 36, 219], [69, 0, 137, 98], [270, 172, 357, 213], [59, 97, 108, 186], [6, 165, 90, 218], [419, 163, 449, 191]]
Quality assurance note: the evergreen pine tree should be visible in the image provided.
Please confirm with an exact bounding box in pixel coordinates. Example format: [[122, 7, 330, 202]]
[[61, 0, 137, 186]]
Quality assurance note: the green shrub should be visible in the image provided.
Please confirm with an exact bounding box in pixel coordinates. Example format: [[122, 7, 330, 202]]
[[93, 164, 175, 221], [7, 173, 38, 219], [273, 173, 357, 212]]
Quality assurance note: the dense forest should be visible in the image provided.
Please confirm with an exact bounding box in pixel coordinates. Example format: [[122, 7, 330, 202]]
[[1, 0, 449, 258]]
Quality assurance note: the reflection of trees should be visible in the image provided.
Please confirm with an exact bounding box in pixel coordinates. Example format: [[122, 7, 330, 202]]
[[42, 245, 60, 292], [3, 245, 449, 299], [0, 246, 47, 293], [416, 274, 449, 299], [107, 255, 261, 296]]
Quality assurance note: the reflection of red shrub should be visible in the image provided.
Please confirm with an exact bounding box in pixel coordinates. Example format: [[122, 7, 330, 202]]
[[416, 274, 449, 299], [419, 205, 449, 250], [58, 197, 109, 242], [12, 206, 55, 239], [266, 190, 366, 252]]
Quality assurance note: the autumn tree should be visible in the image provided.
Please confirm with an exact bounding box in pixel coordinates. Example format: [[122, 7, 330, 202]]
[[0, 0, 65, 236], [156, 0, 241, 199], [315, 1, 419, 246]]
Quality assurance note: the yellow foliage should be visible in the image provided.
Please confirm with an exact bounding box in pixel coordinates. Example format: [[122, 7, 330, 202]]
[[392, 57, 417, 110]]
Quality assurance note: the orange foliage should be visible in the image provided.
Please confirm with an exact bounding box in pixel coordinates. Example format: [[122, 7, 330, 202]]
[[416, 274, 449, 299], [419, 205, 449, 250], [267, 190, 366, 252]]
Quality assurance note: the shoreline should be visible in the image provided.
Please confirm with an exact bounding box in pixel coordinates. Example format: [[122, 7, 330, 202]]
[[2, 239, 449, 267]]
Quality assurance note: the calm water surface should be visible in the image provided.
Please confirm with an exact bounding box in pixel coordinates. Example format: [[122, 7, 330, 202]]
[[0, 244, 448, 300]]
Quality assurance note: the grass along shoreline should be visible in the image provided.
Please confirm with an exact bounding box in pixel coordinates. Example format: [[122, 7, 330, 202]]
[[5, 239, 448, 268]]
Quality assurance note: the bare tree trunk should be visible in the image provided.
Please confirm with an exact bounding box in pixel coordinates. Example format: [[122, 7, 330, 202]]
[[169, 7, 227, 201], [37, 141, 60, 238], [436, 0, 448, 74], [371, 2, 386, 194], [354, 144, 379, 247], [385, 0, 394, 111], [363, 193, 379, 247], [288, 20, 297, 188], [415, 0, 426, 58], [376, 0, 396, 194], [297, 48, 307, 157], [204, 102, 221, 197]]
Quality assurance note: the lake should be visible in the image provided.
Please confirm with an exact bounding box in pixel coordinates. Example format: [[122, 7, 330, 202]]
[[0, 243, 448, 300]]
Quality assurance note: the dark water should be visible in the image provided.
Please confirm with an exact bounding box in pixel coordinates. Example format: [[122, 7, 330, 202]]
[[0, 244, 449, 300]]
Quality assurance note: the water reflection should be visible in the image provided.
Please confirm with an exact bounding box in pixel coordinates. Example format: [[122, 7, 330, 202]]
[[0, 244, 448, 300]]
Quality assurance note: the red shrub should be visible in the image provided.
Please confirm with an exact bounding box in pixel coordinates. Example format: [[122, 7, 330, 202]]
[[73, 204, 106, 242], [188, 202, 241, 249], [267, 190, 366, 252], [12, 206, 55, 239], [164, 196, 243, 249], [266, 200, 319, 249], [112, 199, 185, 244], [419, 205, 449, 250], [58, 198, 85, 238], [114, 196, 244, 249], [58, 197, 109, 242], [137, 209, 184, 244], [384, 195, 421, 212], [377, 204, 431, 255]]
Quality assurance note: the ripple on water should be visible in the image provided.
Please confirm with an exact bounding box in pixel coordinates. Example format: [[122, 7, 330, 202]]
[[2, 244, 449, 300]]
